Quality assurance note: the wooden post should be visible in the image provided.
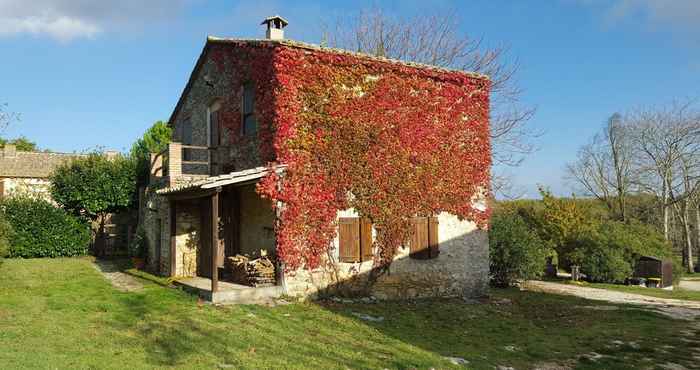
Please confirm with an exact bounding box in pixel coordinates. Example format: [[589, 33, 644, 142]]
[[169, 200, 177, 277], [211, 189, 220, 293]]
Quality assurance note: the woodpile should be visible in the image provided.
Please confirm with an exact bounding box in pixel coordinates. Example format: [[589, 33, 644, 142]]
[[225, 251, 276, 287]]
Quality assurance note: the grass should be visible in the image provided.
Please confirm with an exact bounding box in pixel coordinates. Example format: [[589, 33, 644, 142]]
[[0, 258, 698, 369], [562, 280, 700, 302]]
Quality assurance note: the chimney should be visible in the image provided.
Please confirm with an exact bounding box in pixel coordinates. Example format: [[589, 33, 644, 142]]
[[261, 15, 288, 40], [2, 144, 16, 158]]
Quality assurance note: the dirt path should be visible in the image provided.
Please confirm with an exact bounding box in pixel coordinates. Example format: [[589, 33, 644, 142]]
[[93, 259, 143, 292], [524, 280, 700, 320]]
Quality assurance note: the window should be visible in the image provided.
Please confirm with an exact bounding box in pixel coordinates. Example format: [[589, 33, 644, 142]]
[[181, 119, 193, 161], [208, 101, 222, 148], [338, 217, 373, 263], [409, 216, 439, 260], [242, 83, 257, 136]]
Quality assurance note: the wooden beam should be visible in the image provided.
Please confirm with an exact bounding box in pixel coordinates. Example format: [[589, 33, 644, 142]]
[[169, 200, 177, 277], [211, 190, 220, 293], [165, 188, 218, 201]]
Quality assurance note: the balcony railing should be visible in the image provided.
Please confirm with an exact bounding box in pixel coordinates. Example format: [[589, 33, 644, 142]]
[[150, 142, 222, 186]]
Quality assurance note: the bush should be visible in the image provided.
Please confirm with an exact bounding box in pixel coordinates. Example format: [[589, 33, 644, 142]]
[[567, 233, 632, 283], [489, 212, 550, 287], [129, 226, 148, 258], [567, 221, 675, 283], [1, 197, 91, 258]]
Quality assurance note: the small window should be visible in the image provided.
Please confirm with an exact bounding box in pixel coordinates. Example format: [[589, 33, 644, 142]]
[[181, 119, 193, 161], [338, 217, 373, 263], [209, 102, 221, 147], [409, 216, 439, 260], [242, 83, 257, 136]]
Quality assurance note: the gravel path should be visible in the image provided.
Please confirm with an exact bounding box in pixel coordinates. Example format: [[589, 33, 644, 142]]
[[679, 279, 700, 292], [524, 280, 700, 320], [93, 259, 143, 292]]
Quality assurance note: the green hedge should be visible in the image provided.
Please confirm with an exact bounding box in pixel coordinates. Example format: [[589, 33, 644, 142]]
[[0, 211, 12, 264], [1, 197, 91, 258], [489, 212, 551, 287]]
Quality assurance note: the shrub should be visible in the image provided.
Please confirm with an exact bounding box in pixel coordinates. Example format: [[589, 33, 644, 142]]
[[567, 221, 675, 283], [1, 197, 91, 258], [489, 212, 550, 287], [567, 233, 632, 283], [129, 226, 148, 258]]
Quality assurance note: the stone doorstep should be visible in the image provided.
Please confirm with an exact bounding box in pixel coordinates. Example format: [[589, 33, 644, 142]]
[[174, 277, 284, 304]]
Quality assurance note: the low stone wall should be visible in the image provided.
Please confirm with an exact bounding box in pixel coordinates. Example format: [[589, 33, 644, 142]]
[[283, 212, 489, 300]]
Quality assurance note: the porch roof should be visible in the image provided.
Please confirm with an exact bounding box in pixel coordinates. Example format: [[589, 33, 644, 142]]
[[156, 165, 286, 196]]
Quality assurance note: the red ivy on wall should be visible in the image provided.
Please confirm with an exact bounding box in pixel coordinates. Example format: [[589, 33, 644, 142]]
[[257, 44, 492, 273], [208, 41, 490, 273]]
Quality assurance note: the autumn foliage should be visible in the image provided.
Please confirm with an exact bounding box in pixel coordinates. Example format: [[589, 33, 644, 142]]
[[210, 41, 491, 273]]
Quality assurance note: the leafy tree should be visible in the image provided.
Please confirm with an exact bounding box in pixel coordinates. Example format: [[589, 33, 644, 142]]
[[50, 152, 137, 255], [538, 187, 600, 268], [0, 136, 38, 151], [129, 120, 171, 185]]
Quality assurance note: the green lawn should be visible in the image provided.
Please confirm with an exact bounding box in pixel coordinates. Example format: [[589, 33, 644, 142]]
[[0, 258, 698, 369], [563, 280, 700, 302]]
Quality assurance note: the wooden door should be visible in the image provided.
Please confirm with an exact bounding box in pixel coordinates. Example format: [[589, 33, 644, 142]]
[[198, 198, 212, 278], [154, 219, 162, 274], [221, 188, 240, 258]]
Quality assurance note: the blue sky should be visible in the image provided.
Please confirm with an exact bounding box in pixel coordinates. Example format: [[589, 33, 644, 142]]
[[1, 0, 699, 198]]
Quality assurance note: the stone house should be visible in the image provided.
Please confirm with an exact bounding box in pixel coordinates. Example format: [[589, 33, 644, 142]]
[[141, 16, 491, 303], [0, 144, 81, 200], [0, 145, 133, 255]]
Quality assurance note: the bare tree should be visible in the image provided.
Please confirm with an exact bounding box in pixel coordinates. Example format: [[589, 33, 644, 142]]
[[566, 113, 633, 220], [0, 103, 19, 136], [321, 8, 538, 198], [630, 101, 700, 272]]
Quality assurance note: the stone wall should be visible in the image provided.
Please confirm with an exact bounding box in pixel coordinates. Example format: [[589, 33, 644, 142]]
[[238, 184, 276, 257], [0, 177, 52, 201], [283, 211, 489, 300], [142, 190, 170, 274], [173, 200, 201, 277]]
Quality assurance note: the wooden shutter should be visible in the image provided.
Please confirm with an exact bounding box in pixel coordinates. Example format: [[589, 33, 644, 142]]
[[409, 217, 430, 259], [360, 218, 373, 262], [428, 216, 440, 259], [339, 218, 360, 262]]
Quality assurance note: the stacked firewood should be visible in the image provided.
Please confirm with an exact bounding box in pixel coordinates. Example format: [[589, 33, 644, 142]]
[[225, 251, 276, 287]]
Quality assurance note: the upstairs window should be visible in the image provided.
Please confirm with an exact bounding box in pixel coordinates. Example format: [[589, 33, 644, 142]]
[[180, 119, 193, 161], [242, 82, 257, 136], [208, 101, 221, 147]]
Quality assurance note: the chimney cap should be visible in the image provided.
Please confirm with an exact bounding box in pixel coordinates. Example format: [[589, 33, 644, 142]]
[[261, 15, 288, 28]]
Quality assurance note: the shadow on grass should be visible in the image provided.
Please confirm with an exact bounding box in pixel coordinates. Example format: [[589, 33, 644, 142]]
[[98, 258, 697, 369], [101, 264, 448, 368]]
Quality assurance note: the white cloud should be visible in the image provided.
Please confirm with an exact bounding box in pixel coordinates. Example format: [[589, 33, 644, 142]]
[[579, 0, 700, 34], [0, 0, 188, 42], [0, 15, 100, 42]]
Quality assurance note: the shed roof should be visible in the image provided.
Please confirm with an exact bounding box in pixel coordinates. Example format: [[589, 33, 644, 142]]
[[157, 165, 286, 195], [0, 148, 83, 178]]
